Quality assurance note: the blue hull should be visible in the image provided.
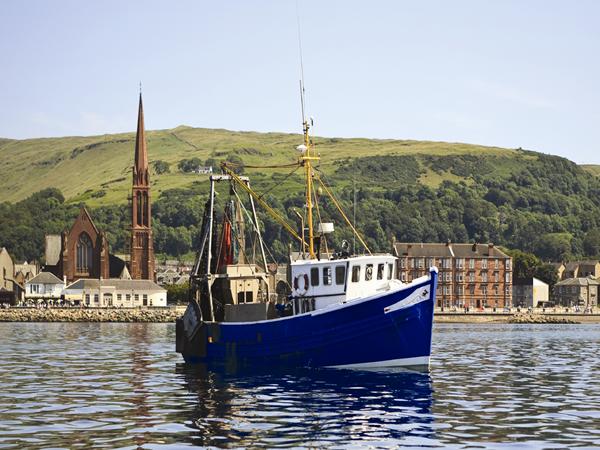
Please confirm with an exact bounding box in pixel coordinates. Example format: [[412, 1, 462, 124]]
[[178, 269, 437, 368]]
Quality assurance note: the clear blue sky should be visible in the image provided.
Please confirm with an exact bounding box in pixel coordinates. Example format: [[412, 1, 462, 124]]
[[1, 0, 599, 163]]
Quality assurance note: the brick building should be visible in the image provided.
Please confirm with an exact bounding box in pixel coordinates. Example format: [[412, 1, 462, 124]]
[[44, 207, 111, 284], [393, 242, 513, 309], [129, 93, 155, 281]]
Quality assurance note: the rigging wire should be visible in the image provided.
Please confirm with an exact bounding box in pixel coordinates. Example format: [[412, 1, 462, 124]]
[[314, 168, 372, 255]]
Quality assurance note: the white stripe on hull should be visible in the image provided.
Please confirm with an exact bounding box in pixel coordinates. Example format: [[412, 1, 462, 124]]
[[326, 355, 430, 369]]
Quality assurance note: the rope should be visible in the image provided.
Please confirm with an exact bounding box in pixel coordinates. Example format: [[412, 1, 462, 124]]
[[314, 170, 372, 255]]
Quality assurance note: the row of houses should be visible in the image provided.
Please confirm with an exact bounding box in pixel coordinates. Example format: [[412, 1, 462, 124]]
[[24, 270, 167, 307], [1, 247, 166, 307]]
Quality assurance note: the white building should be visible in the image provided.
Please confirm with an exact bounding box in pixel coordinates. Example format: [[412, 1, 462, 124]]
[[512, 277, 549, 308], [24, 272, 65, 302], [63, 278, 167, 307]]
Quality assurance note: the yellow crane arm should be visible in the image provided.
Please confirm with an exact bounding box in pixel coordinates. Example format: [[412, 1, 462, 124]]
[[220, 164, 307, 249]]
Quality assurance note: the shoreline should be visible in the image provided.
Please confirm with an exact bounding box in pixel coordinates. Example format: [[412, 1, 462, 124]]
[[0, 307, 186, 323], [1, 307, 600, 324]]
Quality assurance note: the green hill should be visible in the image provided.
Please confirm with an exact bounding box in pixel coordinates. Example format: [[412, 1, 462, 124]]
[[0, 125, 527, 207], [1, 126, 600, 264]]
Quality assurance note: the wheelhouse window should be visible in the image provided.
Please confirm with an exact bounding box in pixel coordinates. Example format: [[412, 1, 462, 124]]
[[377, 264, 384, 280], [365, 264, 373, 281], [351, 266, 361, 283], [323, 267, 332, 286], [388, 263, 394, 279], [335, 266, 346, 285], [311, 268, 319, 287]]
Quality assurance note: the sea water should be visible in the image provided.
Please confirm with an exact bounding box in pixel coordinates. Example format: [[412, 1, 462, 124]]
[[0, 322, 598, 449]]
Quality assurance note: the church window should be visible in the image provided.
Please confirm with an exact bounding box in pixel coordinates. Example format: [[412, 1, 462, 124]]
[[137, 192, 143, 226], [76, 233, 93, 273], [143, 192, 149, 226]]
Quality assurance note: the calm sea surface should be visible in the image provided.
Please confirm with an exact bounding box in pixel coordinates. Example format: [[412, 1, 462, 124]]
[[0, 322, 598, 449]]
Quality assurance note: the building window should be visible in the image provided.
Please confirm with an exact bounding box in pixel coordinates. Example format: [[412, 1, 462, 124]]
[[494, 285, 499, 295], [351, 266, 361, 283], [469, 259, 475, 269], [323, 267, 332, 285], [76, 233, 93, 273], [417, 258, 424, 269], [455, 273, 464, 282], [365, 264, 373, 281], [409, 259, 415, 269], [377, 264, 384, 280], [505, 273, 511, 283], [401, 272, 406, 282], [85, 294, 90, 305], [469, 272, 475, 282], [400, 259, 406, 269], [135, 294, 139, 302], [427, 258, 434, 268], [456, 258, 464, 269], [482, 273, 488, 283], [457, 285, 464, 295], [482, 259, 488, 269], [495, 259, 500, 269], [470, 285, 475, 295], [143, 294, 148, 306], [117, 294, 122, 301], [505, 285, 511, 295], [443, 258, 451, 269], [482, 285, 488, 295], [494, 272, 499, 282], [505, 259, 511, 270], [126, 294, 131, 302], [94, 294, 99, 303], [335, 266, 345, 285]]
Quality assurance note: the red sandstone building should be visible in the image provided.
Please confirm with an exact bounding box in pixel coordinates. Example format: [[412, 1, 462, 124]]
[[393, 242, 513, 309], [44, 207, 120, 283], [129, 94, 155, 281], [45, 94, 156, 284]]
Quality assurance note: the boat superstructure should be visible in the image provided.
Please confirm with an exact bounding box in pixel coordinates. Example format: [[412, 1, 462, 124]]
[[176, 102, 437, 369]]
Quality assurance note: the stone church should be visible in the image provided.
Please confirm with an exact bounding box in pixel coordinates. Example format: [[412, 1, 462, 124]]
[[44, 206, 124, 283], [45, 93, 155, 283]]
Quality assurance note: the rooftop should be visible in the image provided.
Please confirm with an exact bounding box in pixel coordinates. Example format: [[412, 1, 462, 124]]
[[64, 278, 165, 292], [27, 272, 63, 285]]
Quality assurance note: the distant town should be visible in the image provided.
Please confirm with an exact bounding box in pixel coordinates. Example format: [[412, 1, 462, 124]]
[[0, 96, 598, 315]]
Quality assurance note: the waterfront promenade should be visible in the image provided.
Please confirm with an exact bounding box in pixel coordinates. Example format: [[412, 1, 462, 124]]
[[0, 306, 186, 322], [0, 305, 598, 323]]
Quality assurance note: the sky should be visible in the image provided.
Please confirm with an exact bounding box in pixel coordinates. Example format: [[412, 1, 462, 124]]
[[1, 0, 599, 164]]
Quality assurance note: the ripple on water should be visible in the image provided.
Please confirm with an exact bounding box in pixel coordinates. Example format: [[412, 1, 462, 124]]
[[0, 322, 598, 448]]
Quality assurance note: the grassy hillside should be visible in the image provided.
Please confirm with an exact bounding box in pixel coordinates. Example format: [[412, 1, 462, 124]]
[[2, 126, 600, 265], [0, 125, 526, 207]]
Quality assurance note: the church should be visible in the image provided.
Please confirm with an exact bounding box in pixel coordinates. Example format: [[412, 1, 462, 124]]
[[45, 94, 156, 285]]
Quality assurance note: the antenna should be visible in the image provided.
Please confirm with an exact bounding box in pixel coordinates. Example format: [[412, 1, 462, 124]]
[[296, 0, 306, 125]]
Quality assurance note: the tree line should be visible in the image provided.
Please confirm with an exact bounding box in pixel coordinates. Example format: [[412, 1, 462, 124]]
[[1, 152, 599, 289]]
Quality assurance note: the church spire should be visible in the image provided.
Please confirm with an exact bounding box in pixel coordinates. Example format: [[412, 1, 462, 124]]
[[130, 92, 155, 281], [134, 93, 149, 185]]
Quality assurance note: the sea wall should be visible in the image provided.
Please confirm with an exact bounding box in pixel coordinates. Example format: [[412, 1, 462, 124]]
[[435, 313, 600, 324], [0, 307, 185, 323]]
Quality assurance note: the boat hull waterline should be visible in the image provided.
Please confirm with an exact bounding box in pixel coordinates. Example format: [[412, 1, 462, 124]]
[[177, 268, 437, 369]]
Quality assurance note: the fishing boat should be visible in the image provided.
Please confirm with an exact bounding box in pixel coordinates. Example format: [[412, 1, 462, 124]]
[[176, 115, 437, 369]]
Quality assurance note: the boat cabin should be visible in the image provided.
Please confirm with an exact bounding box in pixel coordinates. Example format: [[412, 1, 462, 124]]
[[289, 254, 398, 313]]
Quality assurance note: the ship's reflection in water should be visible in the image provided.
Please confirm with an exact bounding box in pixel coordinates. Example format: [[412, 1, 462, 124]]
[[176, 364, 434, 448], [2, 323, 598, 448]]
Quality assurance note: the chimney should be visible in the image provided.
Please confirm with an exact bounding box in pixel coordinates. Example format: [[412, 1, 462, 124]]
[[472, 243, 477, 252], [445, 239, 451, 246], [488, 242, 494, 256]]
